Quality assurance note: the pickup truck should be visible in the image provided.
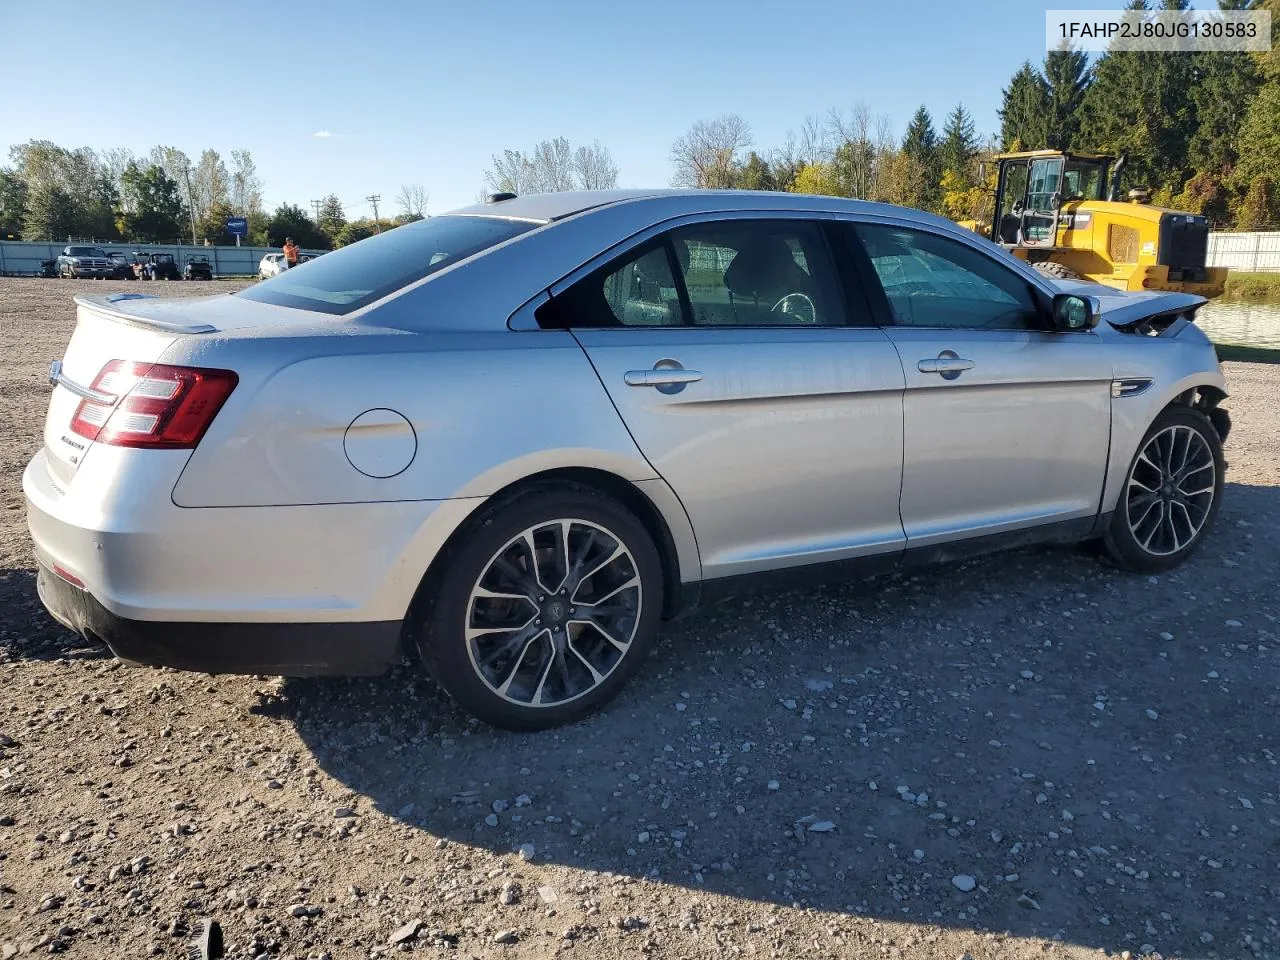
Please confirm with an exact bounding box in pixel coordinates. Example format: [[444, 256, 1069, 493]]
[[56, 246, 113, 279]]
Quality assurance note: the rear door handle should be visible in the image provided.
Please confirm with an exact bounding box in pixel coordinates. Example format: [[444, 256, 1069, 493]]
[[917, 357, 975, 374], [623, 369, 703, 387]]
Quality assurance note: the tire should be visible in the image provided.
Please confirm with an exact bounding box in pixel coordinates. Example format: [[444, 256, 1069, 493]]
[[414, 484, 664, 730], [1103, 405, 1225, 573], [1032, 260, 1081, 281]]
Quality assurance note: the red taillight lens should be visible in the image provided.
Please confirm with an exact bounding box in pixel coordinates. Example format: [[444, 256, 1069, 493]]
[[71, 360, 238, 449]]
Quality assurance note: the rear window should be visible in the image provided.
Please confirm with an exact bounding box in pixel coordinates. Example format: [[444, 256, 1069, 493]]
[[238, 215, 539, 315]]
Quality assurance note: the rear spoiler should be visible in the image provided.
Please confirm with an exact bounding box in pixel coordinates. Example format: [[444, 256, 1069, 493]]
[[73, 293, 217, 335]]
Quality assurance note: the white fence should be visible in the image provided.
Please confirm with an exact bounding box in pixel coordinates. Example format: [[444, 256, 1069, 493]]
[[1206, 231, 1280, 273], [0, 240, 325, 278]]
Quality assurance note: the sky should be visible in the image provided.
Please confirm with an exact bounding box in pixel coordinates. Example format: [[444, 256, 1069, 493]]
[[0, 0, 1162, 220]]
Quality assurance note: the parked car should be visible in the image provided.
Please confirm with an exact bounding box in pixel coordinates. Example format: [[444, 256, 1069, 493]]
[[184, 255, 213, 281], [25, 190, 1232, 731], [135, 252, 180, 281], [259, 252, 317, 278], [105, 251, 136, 280], [56, 245, 113, 279]]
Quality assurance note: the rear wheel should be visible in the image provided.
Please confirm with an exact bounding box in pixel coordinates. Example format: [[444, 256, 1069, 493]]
[[1104, 406, 1224, 572], [1032, 260, 1080, 281], [414, 485, 663, 730]]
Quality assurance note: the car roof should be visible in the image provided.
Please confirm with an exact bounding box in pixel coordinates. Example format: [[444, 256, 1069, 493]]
[[443, 188, 961, 231]]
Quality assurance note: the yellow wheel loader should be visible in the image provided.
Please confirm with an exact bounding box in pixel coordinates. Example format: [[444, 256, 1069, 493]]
[[958, 150, 1227, 297]]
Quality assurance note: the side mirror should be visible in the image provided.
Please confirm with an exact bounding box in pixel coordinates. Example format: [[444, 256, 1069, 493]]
[[1053, 293, 1096, 331]]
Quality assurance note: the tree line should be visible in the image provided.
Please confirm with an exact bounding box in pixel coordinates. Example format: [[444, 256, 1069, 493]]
[[665, 0, 1279, 229], [0, 141, 430, 249]]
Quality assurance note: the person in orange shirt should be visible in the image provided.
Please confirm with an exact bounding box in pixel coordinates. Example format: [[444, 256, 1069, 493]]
[[282, 238, 299, 270]]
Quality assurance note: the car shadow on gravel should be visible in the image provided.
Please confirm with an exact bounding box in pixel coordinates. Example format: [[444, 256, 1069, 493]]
[[0, 567, 109, 663], [266, 481, 1279, 957]]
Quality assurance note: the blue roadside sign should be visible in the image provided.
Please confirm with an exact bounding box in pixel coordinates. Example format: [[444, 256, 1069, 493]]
[[226, 217, 248, 237]]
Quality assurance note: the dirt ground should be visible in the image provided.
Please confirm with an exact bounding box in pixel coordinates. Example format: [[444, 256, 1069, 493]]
[[1, 277, 1278, 960]]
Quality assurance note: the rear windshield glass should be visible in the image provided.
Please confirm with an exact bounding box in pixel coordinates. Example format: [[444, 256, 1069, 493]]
[[237, 215, 539, 315]]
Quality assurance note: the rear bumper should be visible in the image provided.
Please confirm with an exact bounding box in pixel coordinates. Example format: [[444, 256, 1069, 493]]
[[36, 561, 402, 676]]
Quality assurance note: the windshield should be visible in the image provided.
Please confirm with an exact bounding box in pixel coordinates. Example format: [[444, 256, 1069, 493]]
[[238, 215, 539, 315], [1063, 159, 1107, 201], [68, 246, 106, 258]]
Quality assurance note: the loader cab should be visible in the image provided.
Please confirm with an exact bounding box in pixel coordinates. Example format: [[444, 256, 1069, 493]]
[[992, 151, 1111, 248]]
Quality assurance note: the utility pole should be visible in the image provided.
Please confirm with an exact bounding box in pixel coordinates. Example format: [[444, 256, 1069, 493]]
[[366, 194, 382, 233], [311, 199, 323, 229], [182, 160, 199, 247]]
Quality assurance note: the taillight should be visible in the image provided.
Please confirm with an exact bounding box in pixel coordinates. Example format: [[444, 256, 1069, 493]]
[[70, 360, 237, 449]]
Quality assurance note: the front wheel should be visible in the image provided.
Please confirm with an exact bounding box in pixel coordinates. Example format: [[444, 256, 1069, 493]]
[[1104, 406, 1224, 572], [414, 485, 663, 730], [1032, 260, 1081, 281]]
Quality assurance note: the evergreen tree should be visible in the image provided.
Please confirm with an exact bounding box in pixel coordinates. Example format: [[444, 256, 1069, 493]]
[[1234, 0, 1280, 198], [901, 106, 938, 164], [901, 106, 940, 209], [317, 194, 347, 239], [1187, 51, 1260, 174], [1043, 45, 1089, 149], [939, 104, 978, 180], [998, 62, 1050, 150], [735, 152, 778, 191], [1078, 0, 1198, 194]]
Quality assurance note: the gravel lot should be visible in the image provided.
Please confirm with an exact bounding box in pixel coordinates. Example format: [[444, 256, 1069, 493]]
[[1, 277, 1278, 960]]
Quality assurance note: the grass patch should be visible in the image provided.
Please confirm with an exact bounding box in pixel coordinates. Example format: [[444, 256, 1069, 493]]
[[1222, 271, 1280, 303], [1214, 342, 1280, 364]]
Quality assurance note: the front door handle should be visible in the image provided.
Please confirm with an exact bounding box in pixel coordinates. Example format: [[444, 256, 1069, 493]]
[[624, 369, 703, 387], [918, 355, 975, 378]]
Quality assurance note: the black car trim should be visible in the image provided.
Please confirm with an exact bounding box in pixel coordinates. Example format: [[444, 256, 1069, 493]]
[[36, 563, 402, 677]]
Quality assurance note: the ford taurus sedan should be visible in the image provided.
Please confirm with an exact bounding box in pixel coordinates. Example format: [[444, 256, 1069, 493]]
[[25, 190, 1231, 729]]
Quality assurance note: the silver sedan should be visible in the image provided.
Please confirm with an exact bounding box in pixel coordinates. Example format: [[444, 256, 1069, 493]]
[[25, 190, 1231, 729]]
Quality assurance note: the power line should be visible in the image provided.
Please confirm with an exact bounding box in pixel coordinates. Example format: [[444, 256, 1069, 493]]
[[366, 195, 382, 233]]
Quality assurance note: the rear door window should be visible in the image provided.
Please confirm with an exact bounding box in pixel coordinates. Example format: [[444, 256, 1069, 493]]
[[238, 215, 538, 315]]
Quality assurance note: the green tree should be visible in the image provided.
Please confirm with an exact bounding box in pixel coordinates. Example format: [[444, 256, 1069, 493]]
[[735, 152, 778, 191], [10, 141, 117, 239], [22, 184, 78, 240], [119, 162, 187, 242], [0, 169, 27, 238], [317, 194, 347, 240], [265, 203, 328, 249], [199, 199, 237, 244], [938, 104, 978, 181], [1043, 45, 1089, 149], [1235, 175, 1280, 228], [332, 217, 397, 248], [901, 106, 940, 209], [1078, 0, 1199, 194], [1234, 0, 1280, 200], [998, 62, 1050, 150]]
